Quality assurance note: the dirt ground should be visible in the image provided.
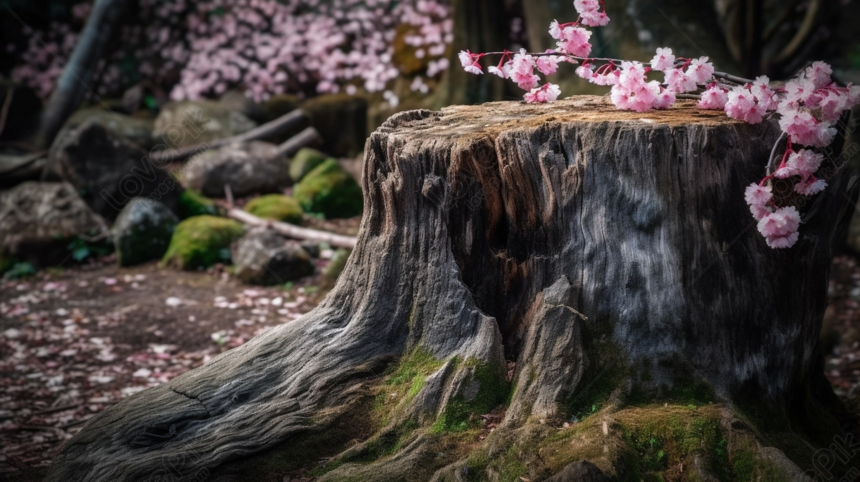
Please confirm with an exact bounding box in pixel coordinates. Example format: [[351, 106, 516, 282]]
[[0, 249, 340, 479], [3, 251, 860, 479]]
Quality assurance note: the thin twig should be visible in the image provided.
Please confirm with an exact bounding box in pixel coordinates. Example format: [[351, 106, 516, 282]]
[[224, 184, 234, 209], [0, 85, 15, 138], [227, 208, 357, 249], [766, 132, 788, 177]]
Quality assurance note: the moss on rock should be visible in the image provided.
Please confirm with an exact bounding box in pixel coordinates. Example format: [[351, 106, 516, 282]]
[[322, 249, 351, 287], [244, 195, 304, 225], [294, 160, 363, 219], [290, 148, 330, 182], [177, 189, 218, 219], [161, 215, 244, 270]]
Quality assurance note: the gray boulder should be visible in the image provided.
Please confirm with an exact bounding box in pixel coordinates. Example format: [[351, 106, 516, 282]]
[[112, 198, 179, 267], [184, 141, 292, 198], [0, 182, 108, 266], [152, 101, 257, 149], [48, 121, 182, 220], [55, 108, 156, 150], [231, 227, 315, 285]]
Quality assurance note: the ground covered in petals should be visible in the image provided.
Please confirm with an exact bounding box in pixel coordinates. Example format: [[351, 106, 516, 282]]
[[0, 254, 342, 478]]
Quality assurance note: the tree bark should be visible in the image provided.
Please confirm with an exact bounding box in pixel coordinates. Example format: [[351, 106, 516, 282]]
[[46, 97, 859, 481], [35, 0, 126, 149]]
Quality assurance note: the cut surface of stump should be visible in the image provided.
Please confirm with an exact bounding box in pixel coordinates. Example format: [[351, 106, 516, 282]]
[[47, 96, 859, 481]]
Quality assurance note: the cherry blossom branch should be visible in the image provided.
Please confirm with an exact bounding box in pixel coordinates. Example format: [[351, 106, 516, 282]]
[[461, 0, 859, 250], [766, 132, 788, 177], [478, 51, 755, 86]]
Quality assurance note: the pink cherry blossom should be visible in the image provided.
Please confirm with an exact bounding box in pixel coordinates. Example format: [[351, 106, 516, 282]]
[[805, 61, 833, 89], [794, 178, 827, 196], [574, 0, 601, 13], [783, 78, 817, 106], [786, 149, 824, 179], [818, 91, 848, 122], [652, 88, 676, 109], [750, 76, 778, 111], [773, 165, 799, 179], [459, 50, 483, 75], [744, 183, 772, 206], [610, 62, 658, 112], [524, 83, 562, 103], [750, 203, 772, 221], [549, 20, 563, 40], [766, 231, 799, 249], [575, 65, 595, 81], [488, 64, 511, 79], [698, 85, 728, 110], [686, 57, 715, 84], [510, 50, 540, 91], [778, 111, 835, 147], [758, 206, 800, 238], [557, 26, 592, 57], [725, 86, 765, 124], [649, 47, 675, 72], [580, 10, 610, 27], [536, 53, 562, 76], [664, 68, 697, 93]]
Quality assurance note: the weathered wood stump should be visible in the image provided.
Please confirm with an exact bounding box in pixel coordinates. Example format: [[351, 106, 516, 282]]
[[47, 97, 859, 481]]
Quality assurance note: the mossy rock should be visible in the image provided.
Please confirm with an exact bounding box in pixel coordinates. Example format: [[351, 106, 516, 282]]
[[322, 249, 350, 286], [289, 148, 330, 182], [161, 216, 244, 270], [293, 160, 363, 219], [177, 189, 218, 219], [244, 195, 304, 225]]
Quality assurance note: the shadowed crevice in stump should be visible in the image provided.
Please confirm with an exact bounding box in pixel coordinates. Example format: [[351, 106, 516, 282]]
[[47, 96, 859, 481]]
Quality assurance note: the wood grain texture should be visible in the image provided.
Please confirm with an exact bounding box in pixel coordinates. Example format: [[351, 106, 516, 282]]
[[46, 96, 856, 481]]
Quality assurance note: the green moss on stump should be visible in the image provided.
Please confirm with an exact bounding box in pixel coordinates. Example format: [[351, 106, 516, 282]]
[[244, 194, 304, 224], [290, 147, 330, 182], [431, 359, 509, 434], [161, 215, 244, 270], [374, 347, 444, 427], [294, 159, 363, 219], [177, 189, 218, 218]]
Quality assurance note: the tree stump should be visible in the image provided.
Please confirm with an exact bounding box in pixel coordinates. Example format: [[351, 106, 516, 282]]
[[47, 97, 859, 481]]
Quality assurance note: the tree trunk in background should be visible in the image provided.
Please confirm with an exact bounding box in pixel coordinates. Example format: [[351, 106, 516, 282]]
[[433, 0, 514, 107], [34, 0, 125, 149], [46, 97, 860, 481]]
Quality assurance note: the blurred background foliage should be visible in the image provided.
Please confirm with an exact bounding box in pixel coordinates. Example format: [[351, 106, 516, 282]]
[[0, 0, 859, 115]]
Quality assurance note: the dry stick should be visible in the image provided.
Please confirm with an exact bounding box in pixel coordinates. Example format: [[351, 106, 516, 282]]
[[150, 109, 308, 164], [0, 151, 48, 176], [275, 126, 323, 158], [227, 208, 357, 249], [224, 184, 235, 209], [0, 85, 15, 138]]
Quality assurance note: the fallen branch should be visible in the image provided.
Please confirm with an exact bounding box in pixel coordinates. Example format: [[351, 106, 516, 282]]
[[150, 109, 309, 164], [227, 208, 357, 249], [0, 152, 47, 176], [0, 85, 15, 138], [275, 126, 323, 158]]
